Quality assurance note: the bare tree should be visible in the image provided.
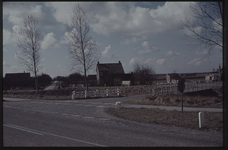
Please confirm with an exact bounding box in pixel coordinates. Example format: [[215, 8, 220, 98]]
[[16, 15, 42, 92], [65, 3, 99, 91], [133, 62, 156, 85], [180, 2, 223, 55]]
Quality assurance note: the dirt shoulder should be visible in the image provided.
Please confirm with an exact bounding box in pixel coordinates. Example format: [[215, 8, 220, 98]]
[[105, 107, 223, 132]]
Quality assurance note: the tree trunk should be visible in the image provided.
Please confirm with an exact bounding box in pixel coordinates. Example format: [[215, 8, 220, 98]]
[[84, 69, 88, 91], [35, 72, 38, 93]]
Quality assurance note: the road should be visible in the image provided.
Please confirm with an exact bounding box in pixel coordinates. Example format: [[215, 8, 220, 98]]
[[44, 81, 58, 90], [3, 96, 223, 147]]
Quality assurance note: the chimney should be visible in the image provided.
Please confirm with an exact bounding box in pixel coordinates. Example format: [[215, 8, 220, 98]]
[[119, 61, 121, 64], [24, 71, 25, 73], [98, 61, 99, 64]]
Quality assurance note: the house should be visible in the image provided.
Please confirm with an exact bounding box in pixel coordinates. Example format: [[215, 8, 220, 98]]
[[4, 72, 32, 89], [96, 61, 133, 86], [166, 73, 181, 84]]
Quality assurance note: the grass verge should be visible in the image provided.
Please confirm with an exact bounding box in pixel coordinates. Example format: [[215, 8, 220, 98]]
[[105, 107, 223, 132], [123, 89, 223, 108]]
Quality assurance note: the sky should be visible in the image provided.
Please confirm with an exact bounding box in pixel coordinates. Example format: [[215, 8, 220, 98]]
[[3, 2, 223, 79]]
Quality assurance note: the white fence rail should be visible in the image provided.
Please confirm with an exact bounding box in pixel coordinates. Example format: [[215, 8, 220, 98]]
[[71, 81, 222, 99]]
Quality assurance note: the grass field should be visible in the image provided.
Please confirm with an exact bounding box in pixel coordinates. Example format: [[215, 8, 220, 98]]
[[124, 89, 223, 108], [105, 107, 223, 132]]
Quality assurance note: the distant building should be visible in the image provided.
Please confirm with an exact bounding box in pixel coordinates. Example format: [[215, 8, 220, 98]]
[[4, 72, 33, 89], [96, 61, 133, 86], [166, 73, 181, 84], [205, 64, 223, 82]]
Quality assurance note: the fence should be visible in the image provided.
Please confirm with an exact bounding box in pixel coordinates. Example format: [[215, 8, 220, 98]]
[[71, 81, 223, 99]]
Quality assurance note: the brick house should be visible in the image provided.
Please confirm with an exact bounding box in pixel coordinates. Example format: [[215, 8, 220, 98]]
[[96, 61, 133, 86], [166, 73, 181, 84]]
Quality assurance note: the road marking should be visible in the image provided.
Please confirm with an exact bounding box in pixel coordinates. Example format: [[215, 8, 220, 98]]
[[61, 113, 70, 116], [99, 118, 110, 121], [3, 124, 106, 147], [84, 117, 94, 119], [4, 124, 44, 135], [97, 106, 105, 107], [71, 115, 81, 117], [84, 105, 93, 107]]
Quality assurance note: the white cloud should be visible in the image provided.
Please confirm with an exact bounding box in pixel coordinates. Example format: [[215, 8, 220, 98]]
[[45, 2, 73, 24], [175, 52, 181, 55], [166, 51, 173, 56], [3, 29, 18, 46], [101, 45, 118, 58], [144, 58, 155, 64], [156, 58, 165, 65], [41, 32, 60, 50], [129, 58, 139, 66], [122, 36, 145, 45], [195, 61, 201, 66], [166, 51, 185, 58], [138, 41, 159, 54], [195, 49, 209, 55], [188, 58, 201, 66], [45, 2, 195, 36], [3, 3, 45, 26]]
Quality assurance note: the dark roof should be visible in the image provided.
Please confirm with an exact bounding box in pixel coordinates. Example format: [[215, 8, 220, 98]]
[[5, 73, 30, 81], [87, 75, 96, 80], [97, 62, 125, 74]]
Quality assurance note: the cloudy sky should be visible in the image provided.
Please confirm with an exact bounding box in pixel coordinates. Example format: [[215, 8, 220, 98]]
[[3, 2, 223, 78]]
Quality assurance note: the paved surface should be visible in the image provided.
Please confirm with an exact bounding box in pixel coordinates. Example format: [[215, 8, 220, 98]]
[[44, 81, 58, 90], [3, 96, 224, 147], [3, 95, 223, 112]]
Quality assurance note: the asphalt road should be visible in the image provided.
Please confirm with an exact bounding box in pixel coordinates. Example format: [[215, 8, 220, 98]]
[[3, 96, 224, 147], [44, 81, 58, 90]]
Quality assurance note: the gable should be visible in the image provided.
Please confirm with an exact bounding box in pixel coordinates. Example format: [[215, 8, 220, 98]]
[[97, 63, 125, 74]]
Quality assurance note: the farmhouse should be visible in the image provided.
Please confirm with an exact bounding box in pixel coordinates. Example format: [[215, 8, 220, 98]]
[[4, 72, 33, 89], [166, 73, 181, 84], [96, 61, 133, 86]]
